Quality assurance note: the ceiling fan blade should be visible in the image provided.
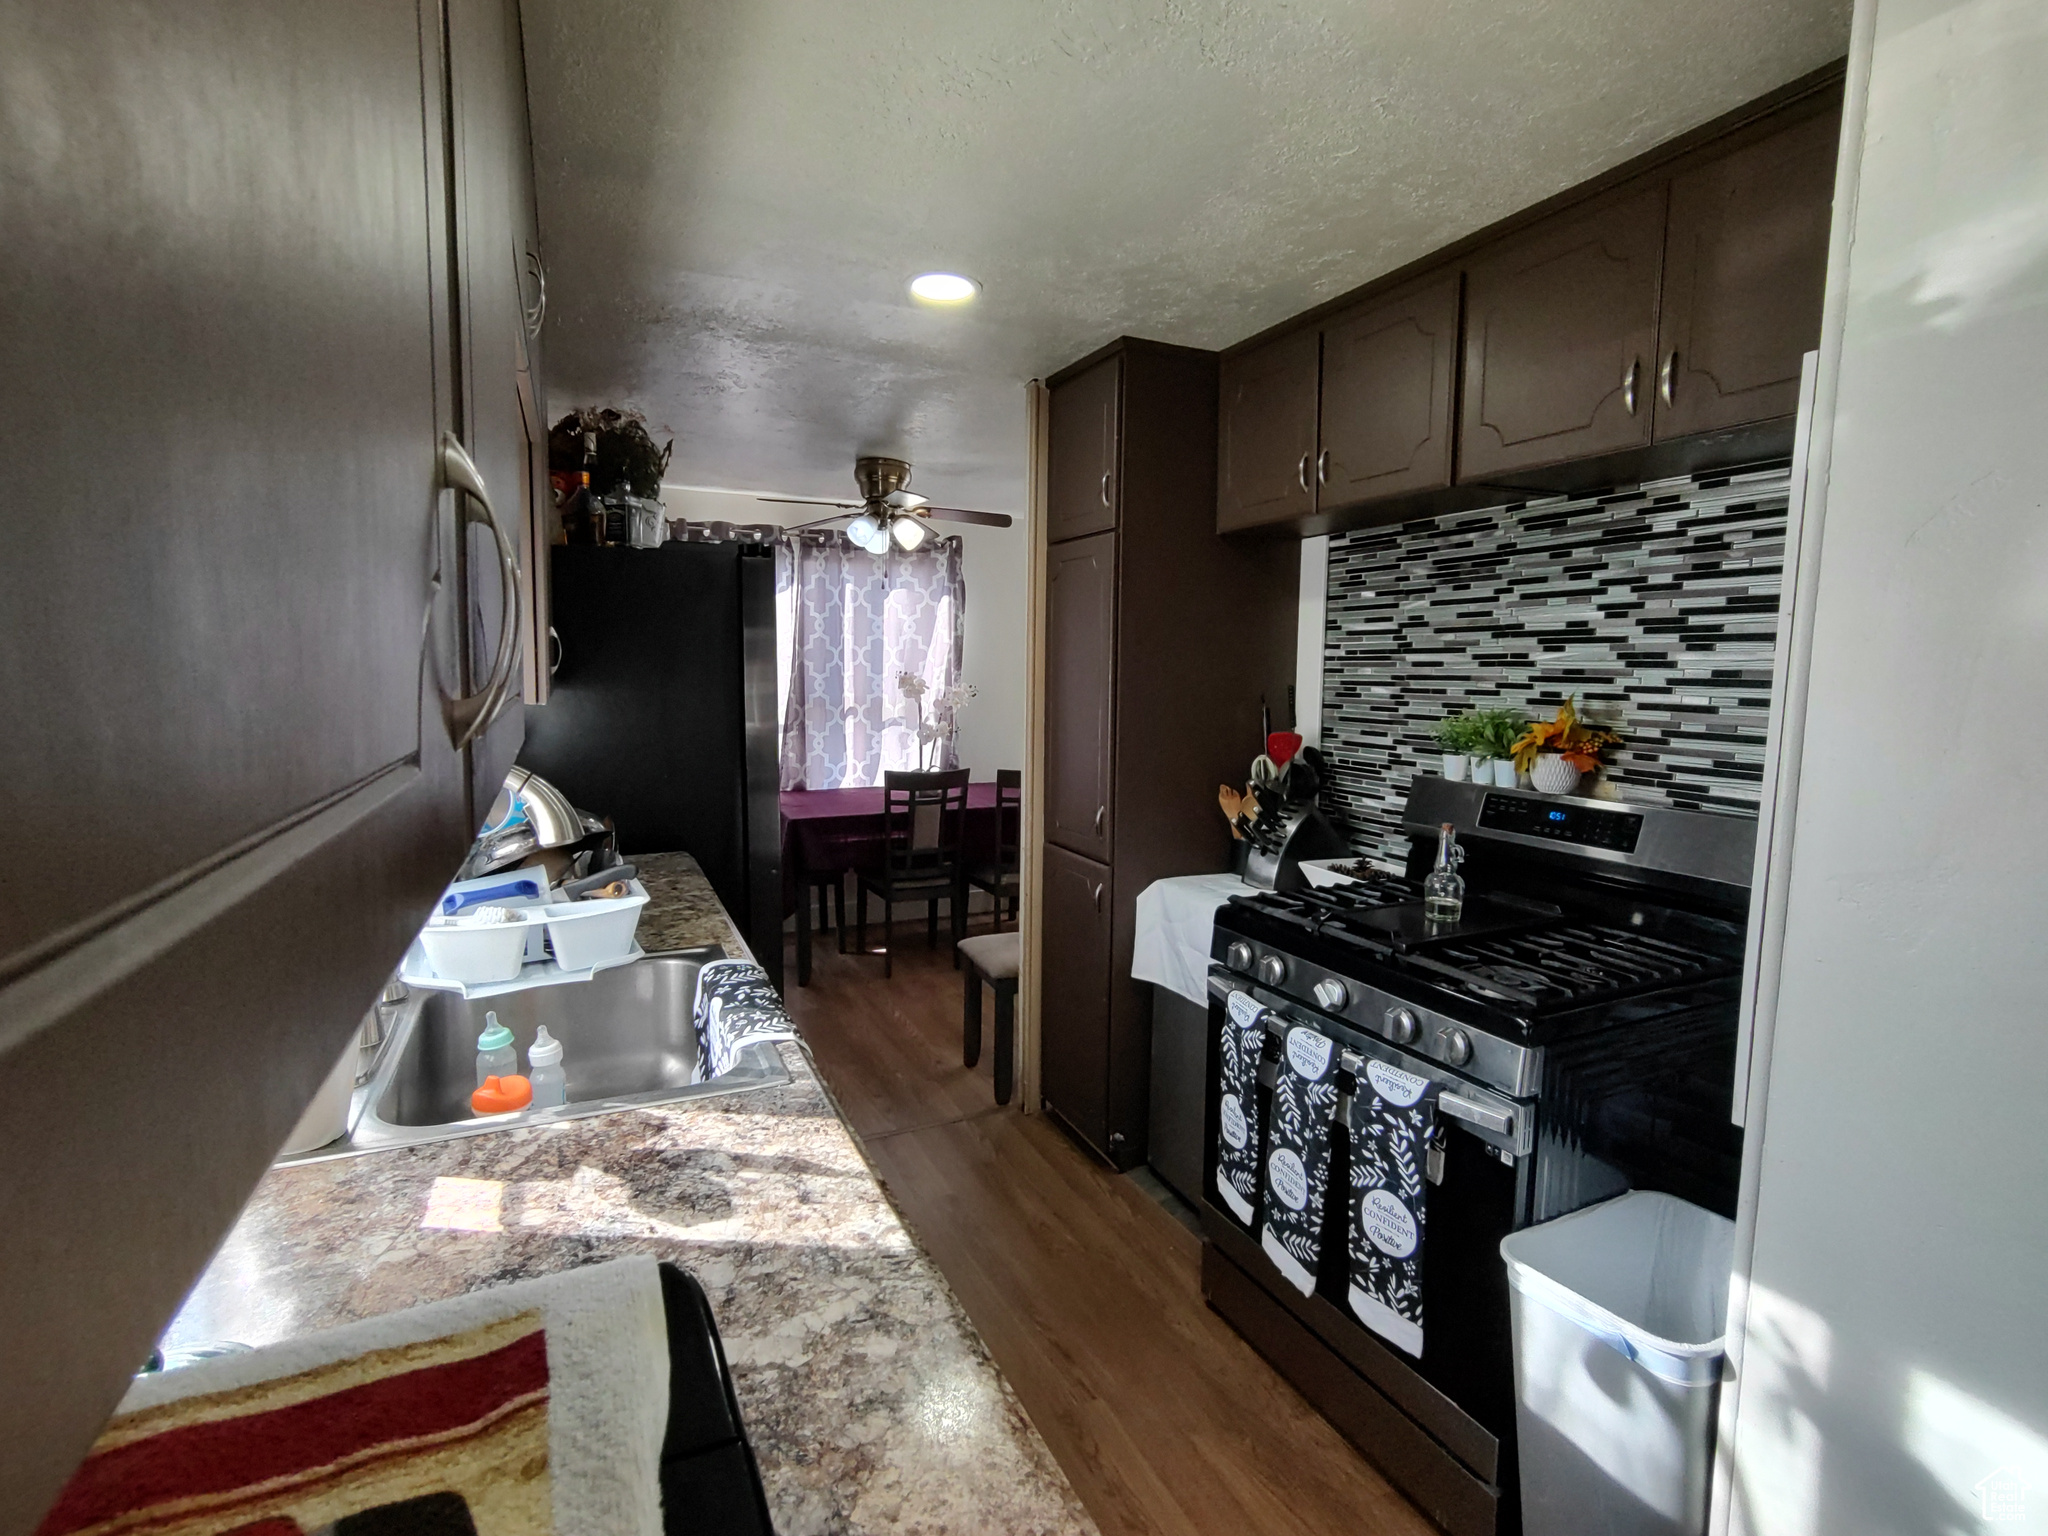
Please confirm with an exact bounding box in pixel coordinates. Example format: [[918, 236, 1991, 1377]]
[[923, 505, 1014, 528], [757, 495, 857, 509]]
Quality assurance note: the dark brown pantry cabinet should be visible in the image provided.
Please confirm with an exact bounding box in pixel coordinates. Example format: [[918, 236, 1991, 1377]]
[[1044, 533, 1117, 862], [1046, 353, 1122, 543], [0, 2, 545, 1527], [1037, 339, 1296, 1169], [1457, 185, 1669, 481], [1039, 842, 1116, 1157]]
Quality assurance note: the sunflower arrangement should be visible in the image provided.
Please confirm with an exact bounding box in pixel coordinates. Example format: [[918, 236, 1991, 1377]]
[[1511, 696, 1622, 774]]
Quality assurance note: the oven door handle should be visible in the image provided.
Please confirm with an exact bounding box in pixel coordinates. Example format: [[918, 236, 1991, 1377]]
[[1439, 1092, 1515, 1136]]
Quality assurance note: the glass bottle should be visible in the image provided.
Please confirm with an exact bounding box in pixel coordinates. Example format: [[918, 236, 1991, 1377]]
[[1423, 822, 1466, 923]]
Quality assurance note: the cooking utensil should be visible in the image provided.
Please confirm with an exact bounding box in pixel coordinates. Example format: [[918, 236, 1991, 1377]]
[[1219, 784, 1245, 839], [561, 862, 638, 899]]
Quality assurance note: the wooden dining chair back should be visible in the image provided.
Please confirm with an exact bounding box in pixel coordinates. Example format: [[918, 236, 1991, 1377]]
[[857, 769, 971, 978], [968, 769, 1023, 931]]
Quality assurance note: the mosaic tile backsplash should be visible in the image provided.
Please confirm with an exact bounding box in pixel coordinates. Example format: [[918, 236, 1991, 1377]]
[[1320, 465, 1788, 863]]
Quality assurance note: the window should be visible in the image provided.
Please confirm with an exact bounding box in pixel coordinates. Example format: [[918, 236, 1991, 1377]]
[[777, 531, 966, 789]]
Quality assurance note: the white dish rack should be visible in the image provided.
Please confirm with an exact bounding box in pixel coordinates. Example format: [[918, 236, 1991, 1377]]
[[401, 878, 651, 999]]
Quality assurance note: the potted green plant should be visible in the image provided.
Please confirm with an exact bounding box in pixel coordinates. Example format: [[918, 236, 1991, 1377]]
[[1429, 713, 1481, 782], [1468, 709, 1528, 788]]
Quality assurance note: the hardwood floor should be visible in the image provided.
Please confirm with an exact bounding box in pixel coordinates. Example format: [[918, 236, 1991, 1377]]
[[783, 920, 1435, 1536]]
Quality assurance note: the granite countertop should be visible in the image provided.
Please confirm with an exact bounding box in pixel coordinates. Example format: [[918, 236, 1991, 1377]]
[[164, 852, 1094, 1536]]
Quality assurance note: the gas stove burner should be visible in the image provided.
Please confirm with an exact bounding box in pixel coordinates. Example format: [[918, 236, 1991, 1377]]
[[1460, 962, 1551, 1005], [1422, 924, 1742, 1013]]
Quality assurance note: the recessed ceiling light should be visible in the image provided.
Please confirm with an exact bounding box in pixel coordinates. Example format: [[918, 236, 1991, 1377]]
[[909, 272, 979, 304]]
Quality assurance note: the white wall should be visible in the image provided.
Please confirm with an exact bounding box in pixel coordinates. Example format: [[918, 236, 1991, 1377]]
[[659, 484, 1028, 780], [1721, 3, 2048, 1533]]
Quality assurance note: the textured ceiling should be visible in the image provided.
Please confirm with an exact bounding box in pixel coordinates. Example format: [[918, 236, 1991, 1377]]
[[522, 0, 1850, 514]]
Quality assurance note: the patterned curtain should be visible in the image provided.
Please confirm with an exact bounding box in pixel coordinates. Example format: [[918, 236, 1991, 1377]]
[[777, 529, 967, 790]]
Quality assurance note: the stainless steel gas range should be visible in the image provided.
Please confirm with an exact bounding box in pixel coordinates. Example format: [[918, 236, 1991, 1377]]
[[1199, 777, 1755, 1536]]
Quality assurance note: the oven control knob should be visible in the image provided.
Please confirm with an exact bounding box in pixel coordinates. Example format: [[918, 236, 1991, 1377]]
[[1256, 953, 1289, 988], [1385, 1007, 1419, 1044], [1225, 941, 1255, 974], [1312, 978, 1349, 1012], [1440, 1028, 1474, 1067]]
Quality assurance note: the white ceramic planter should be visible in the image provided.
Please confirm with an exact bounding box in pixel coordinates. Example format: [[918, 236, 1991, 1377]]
[[1442, 754, 1470, 782], [1490, 758, 1519, 788], [1531, 754, 1582, 795]]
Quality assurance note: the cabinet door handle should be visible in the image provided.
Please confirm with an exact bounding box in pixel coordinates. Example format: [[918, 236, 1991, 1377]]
[[1317, 449, 1330, 485], [1659, 350, 1677, 407], [1100, 471, 1112, 507], [439, 433, 521, 750], [1297, 454, 1311, 493], [548, 625, 563, 677], [1622, 358, 1640, 417], [1094, 805, 1105, 834], [1093, 883, 1104, 911]]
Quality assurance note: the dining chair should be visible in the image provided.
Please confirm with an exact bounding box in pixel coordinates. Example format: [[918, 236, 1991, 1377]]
[[855, 769, 971, 979], [805, 829, 868, 954], [967, 769, 1022, 931], [957, 931, 1020, 1105]]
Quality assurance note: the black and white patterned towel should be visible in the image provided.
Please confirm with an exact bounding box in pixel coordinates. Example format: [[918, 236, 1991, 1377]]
[[692, 958, 797, 1080], [1346, 1054, 1441, 1356], [1214, 987, 1268, 1227], [1258, 1022, 1341, 1296]]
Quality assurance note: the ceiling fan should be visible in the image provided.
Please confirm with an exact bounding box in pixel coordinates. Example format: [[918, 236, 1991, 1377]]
[[759, 456, 1013, 552]]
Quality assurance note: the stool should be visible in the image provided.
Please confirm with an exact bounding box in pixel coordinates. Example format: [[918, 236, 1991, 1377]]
[[957, 931, 1021, 1106]]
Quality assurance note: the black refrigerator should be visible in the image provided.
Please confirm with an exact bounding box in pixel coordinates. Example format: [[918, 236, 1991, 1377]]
[[520, 542, 784, 991]]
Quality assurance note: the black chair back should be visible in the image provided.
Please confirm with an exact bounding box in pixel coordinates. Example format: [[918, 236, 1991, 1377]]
[[995, 769, 1022, 872], [881, 769, 970, 883]]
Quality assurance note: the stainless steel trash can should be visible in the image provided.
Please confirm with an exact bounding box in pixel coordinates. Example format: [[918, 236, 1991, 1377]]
[[1500, 1191, 1735, 1536]]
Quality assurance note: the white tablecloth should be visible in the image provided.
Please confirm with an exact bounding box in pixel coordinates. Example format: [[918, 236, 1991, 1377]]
[[1131, 873, 1254, 1006]]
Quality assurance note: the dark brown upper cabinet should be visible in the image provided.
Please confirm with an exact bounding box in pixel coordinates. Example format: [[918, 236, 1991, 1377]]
[[1458, 185, 1668, 482], [1216, 327, 1321, 532], [1, 0, 547, 1519], [1044, 531, 1117, 862], [1655, 101, 1840, 440], [1047, 354, 1122, 543], [1319, 273, 1462, 510]]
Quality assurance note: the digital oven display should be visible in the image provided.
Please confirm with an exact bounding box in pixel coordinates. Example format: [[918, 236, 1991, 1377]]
[[1477, 792, 1644, 853]]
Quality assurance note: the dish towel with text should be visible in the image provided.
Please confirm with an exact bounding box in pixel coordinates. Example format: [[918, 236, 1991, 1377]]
[[1214, 987, 1269, 1226], [1347, 1056, 1442, 1356], [1258, 1022, 1341, 1296], [692, 958, 798, 1080]]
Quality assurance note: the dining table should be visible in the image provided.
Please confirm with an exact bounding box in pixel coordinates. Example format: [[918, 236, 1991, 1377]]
[[780, 782, 1007, 985]]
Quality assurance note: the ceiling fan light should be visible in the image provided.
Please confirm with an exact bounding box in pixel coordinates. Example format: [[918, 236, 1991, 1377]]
[[908, 272, 979, 305], [891, 515, 927, 551], [845, 512, 880, 547]]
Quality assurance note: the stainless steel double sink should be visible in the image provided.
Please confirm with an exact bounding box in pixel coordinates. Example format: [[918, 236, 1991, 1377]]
[[280, 946, 789, 1162]]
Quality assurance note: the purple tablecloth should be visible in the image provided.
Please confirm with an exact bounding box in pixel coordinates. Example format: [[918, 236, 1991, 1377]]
[[780, 783, 1005, 914]]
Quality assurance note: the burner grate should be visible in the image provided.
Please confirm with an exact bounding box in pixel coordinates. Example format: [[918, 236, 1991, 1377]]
[[1418, 925, 1736, 1011]]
